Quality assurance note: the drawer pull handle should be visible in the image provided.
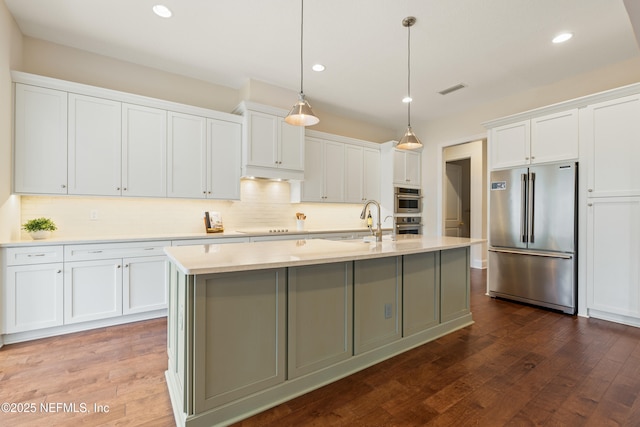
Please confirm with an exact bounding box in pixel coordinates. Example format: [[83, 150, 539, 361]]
[[88, 250, 103, 254], [28, 254, 46, 257], [144, 248, 155, 251]]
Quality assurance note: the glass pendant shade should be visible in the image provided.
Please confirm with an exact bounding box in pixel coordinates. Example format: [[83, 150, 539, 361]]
[[285, 93, 319, 126], [397, 126, 423, 150]]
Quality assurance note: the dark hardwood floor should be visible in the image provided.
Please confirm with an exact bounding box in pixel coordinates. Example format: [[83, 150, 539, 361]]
[[2, 269, 640, 426]]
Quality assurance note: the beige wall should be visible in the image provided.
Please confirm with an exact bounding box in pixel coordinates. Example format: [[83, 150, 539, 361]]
[[417, 56, 640, 237], [0, 1, 22, 241]]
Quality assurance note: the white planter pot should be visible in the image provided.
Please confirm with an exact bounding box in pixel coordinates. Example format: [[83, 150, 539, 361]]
[[29, 230, 51, 240]]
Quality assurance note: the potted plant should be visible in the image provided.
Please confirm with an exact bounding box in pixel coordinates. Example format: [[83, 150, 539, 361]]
[[22, 217, 57, 240]]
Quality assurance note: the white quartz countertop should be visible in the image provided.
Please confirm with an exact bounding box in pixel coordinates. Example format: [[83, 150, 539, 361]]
[[164, 235, 485, 275]]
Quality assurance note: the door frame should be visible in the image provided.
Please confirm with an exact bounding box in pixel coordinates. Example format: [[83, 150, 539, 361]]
[[436, 135, 487, 269]]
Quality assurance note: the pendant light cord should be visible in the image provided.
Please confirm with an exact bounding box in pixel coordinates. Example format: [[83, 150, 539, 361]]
[[407, 21, 411, 128], [300, 0, 304, 95]]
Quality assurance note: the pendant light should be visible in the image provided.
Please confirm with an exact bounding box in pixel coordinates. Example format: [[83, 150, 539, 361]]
[[396, 16, 423, 150], [285, 0, 320, 126]]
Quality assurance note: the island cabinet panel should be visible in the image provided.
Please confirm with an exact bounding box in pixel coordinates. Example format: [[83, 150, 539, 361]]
[[402, 252, 440, 337], [440, 247, 470, 323], [193, 268, 286, 412], [287, 262, 353, 378], [354, 257, 402, 354]]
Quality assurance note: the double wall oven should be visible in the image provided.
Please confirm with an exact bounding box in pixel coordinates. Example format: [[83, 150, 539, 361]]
[[394, 187, 422, 234]]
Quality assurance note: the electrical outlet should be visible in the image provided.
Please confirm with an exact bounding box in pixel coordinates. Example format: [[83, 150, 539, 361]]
[[384, 303, 392, 319], [90, 210, 99, 220]]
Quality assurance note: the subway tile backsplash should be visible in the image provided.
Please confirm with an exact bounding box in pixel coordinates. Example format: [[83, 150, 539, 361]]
[[20, 179, 368, 238]]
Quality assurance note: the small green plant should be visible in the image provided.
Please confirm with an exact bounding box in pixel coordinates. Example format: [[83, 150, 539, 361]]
[[22, 217, 57, 232]]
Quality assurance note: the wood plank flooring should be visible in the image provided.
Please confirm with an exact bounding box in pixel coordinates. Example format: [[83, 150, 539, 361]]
[[2, 269, 640, 426]]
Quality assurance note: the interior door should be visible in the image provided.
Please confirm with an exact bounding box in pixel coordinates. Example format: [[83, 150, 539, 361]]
[[444, 163, 463, 237]]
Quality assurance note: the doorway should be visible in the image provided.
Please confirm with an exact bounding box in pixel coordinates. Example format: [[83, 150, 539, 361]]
[[444, 158, 471, 237]]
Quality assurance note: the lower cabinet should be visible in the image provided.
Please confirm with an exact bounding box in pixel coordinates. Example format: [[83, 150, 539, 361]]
[[192, 268, 286, 412], [1, 241, 170, 342], [354, 257, 401, 354], [403, 251, 439, 336], [4, 263, 64, 333], [288, 262, 353, 378], [441, 247, 471, 323], [64, 259, 123, 324]]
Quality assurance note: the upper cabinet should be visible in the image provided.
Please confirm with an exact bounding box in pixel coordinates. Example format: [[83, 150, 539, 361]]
[[489, 109, 579, 169], [14, 84, 68, 195], [293, 130, 381, 204], [167, 112, 241, 200], [13, 72, 243, 200], [393, 149, 421, 186], [581, 94, 640, 198], [234, 102, 304, 180]]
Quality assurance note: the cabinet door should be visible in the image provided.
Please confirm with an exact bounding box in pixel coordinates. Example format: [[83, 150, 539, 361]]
[[583, 94, 640, 197], [4, 263, 64, 333], [167, 112, 207, 198], [530, 109, 578, 164], [123, 256, 168, 315], [323, 140, 345, 202], [245, 111, 278, 168], [301, 137, 324, 202], [193, 268, 286, 411], [587, 197, 640, 318], [208, 119, 241, 200], [288, 262, 353, 378], [122, 104, 167, 197], [490, 120, 530, 169], [64, 259, 123, 324], [68, 94, 122, 196], [278, 117, 305, 171], [345, 145, 364, 203], [404, 150, 421, 186], [14, 84, 68, 194], [354, 257, 401, 354], [393, 149, 405, 184], [363, 147, 381, 201], [403, 252, 439, 336], [440, 247, 470, 323]]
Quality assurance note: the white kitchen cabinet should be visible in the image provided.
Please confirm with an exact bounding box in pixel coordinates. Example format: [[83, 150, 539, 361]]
[[64, 241, 170, 324], [586, 197, 640, 322], [167, 113, 241, 200], [13, 84, 68, 195], [121, 104, 167, 197], [301, 137, 345, 202], [345, 145, 381, 203], [123, 255, 168, 315], [167, 112, 207, 198], [68, 93, 122, 196], [489, 109, 578, 169], [393, 149, 421, 187], [208, 119, 241, 200], [236, 102, 304, 180], [2, 245, 65, 334], [64, 259, 123, 324], [581, 94, 640, 198]]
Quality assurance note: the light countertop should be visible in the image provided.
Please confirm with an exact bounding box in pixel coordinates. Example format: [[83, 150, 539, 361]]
[[164, 235, 485, 275], [0, 227, 388, 247]]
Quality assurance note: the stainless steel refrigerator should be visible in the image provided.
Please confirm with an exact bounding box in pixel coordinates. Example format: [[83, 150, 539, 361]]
[[488, 162, 577, 314]]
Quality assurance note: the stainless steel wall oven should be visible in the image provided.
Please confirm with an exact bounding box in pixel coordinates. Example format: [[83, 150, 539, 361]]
[[394, 187, 422, 214]]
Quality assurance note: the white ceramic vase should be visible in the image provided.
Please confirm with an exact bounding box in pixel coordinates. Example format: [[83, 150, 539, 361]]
[[29, 230, 51, 240]]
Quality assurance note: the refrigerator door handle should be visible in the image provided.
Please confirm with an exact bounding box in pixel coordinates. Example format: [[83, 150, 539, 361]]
[[528, 172, 536, 243], [520, 173, 528, 243], [489, 247, 573, 259]]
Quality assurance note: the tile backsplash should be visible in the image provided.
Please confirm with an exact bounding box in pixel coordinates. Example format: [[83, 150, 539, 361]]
[[19, 179, 370, 238]]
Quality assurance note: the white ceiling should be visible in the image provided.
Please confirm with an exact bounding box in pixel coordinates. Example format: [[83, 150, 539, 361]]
[[5, 0, 640, 130]]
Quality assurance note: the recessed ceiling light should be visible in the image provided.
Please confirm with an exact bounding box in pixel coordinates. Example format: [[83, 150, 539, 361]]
[[552, 32, 573, 44], [402, 96, 412, 103], [312, 64, 325, 72], [153, 4, 172, 18]]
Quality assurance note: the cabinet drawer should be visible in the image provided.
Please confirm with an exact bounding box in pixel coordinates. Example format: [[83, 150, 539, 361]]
[[4, 246, 64, 266], [65, 241, 171, 261]]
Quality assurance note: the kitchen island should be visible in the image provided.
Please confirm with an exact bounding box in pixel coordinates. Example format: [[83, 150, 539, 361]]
[[164, 235, 483, 427]]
